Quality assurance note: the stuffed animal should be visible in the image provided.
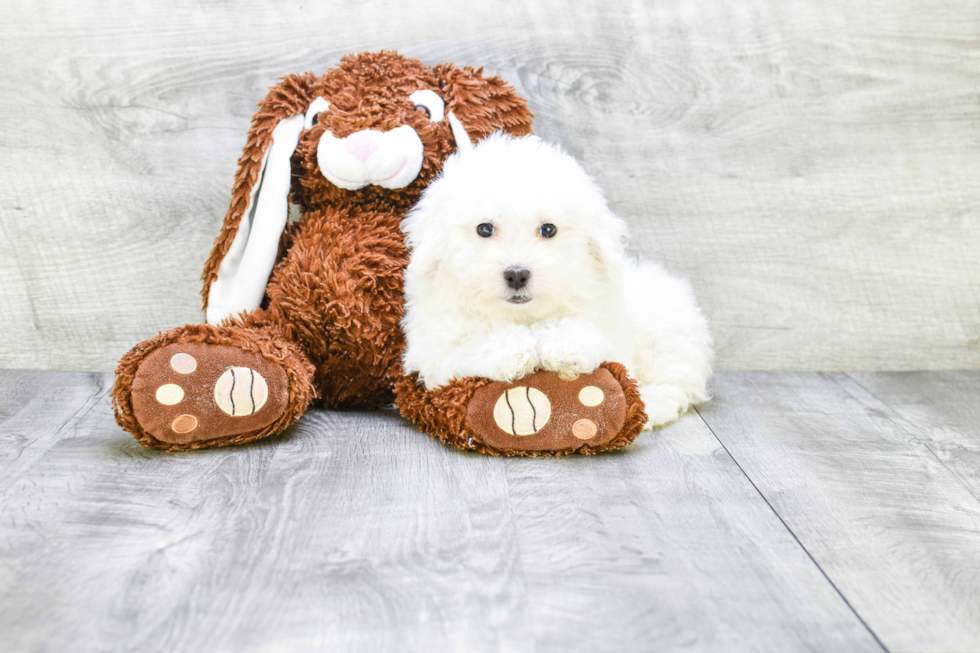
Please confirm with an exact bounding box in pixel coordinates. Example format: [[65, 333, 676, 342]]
[[112, 51, 646, 456]]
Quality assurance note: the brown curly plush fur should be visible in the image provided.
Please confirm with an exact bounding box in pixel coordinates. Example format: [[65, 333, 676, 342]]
[[113, 50, 644, 455], [394, 362, 648, 457], [114, 51, 534, 448], [200, 54, 532, 311]]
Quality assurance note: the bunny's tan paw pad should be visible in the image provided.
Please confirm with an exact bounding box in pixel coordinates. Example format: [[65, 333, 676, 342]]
[[130, 343, 289, 444], [466, 368, 630, 454]]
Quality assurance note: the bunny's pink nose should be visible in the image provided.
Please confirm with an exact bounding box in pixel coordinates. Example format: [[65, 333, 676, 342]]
[[345, 130, 382, 162]]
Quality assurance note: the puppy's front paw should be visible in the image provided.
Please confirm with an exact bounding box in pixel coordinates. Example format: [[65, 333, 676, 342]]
[[535, 321, 609, 380], [640, 384, 691, 429], [468, 326, 539, 382]]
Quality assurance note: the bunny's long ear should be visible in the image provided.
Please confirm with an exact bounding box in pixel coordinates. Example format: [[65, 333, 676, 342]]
[[432, 63, 534, 148], [201, 74, 330, 325]]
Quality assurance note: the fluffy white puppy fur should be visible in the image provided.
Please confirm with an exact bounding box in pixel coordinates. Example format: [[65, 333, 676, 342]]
[[401, 133, 713, 428]]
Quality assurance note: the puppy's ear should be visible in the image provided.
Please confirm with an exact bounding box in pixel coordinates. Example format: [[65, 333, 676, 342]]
[[432, 63, 533, 152], [587, 205, 629, 279], [201, 74, 330, 325], [401, 191, 447, 280]]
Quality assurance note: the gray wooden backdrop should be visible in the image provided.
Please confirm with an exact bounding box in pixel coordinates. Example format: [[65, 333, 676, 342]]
[[1, 0, 978, 372]]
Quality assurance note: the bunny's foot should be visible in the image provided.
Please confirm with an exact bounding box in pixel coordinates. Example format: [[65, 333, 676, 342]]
[[395, 362, 647, 457], [113, 324, 315, 451]]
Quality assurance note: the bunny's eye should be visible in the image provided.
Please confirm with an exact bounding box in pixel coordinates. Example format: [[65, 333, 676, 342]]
[[477, 223, 494, 238], [407, 89, 445, 122]]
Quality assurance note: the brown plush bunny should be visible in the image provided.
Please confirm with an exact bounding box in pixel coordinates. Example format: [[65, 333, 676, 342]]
[[112, 51, 646, 455]]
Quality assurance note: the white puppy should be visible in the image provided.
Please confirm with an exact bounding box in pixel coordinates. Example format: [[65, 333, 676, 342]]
[[401, 133, 713, 428]]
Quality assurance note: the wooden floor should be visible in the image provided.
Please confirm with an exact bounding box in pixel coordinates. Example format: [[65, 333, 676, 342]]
[[1, 370, 978, 652]]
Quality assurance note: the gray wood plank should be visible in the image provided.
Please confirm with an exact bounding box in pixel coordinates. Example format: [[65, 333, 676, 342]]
[[1, 0, 979, 372], [848, 371, 980, 500], [0, 370, 109, 492], [0, 398, 532, 652], [503, 413, 884, 653], [187, 408, 533, 653], [0, 369, 886, 653], [0, 369, 61, 426], [0, 394, 288, 653], [698, 371, 980, 653]]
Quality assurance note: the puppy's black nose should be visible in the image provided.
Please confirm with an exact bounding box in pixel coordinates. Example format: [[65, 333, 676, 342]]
[[503, 267, 531, 290]]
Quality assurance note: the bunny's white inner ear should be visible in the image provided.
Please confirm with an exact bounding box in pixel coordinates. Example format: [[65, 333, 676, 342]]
[[206, 113, 306, 325], [447, 111, 473, 154], [304, 97, 330, 129]]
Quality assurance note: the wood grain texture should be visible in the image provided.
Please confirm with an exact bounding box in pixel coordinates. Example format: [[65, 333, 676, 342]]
[[0, 370, 892, 652], [0, 0, 978, 372], [0, 394, 286, 653], [501, 414, 883, 652], [0, 394, 534, 652], [0, 370, 109, 493], [698, 372, 980, 653], [848, 371, 980, 500], [184, 408, 533, 653]]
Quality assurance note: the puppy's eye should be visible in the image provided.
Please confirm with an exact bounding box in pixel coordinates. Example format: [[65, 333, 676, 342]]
[[477, 223, 495, 238], [539, 223, 558, 238], [414, 105, 431, 119]]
